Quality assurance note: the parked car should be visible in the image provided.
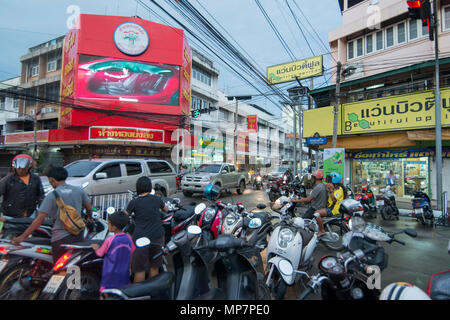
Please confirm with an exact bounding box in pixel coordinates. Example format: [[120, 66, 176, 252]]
[[62, 158, 176, 197], [181, 163, 248, 197]]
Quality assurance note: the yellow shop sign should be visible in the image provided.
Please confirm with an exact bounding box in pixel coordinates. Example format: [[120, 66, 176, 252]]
[[342, 88, 450, 135], [267, 56, 323, 85]]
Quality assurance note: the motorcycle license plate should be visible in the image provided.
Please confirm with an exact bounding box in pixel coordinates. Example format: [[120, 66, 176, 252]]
[[42, 273, 66, 294], [0, 259, 8, 273], [377, 200, 384, 206], [415, 208, 423, 214]]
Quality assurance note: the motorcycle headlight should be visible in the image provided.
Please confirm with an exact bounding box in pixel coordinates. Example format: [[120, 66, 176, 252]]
[[349, 216, 366, 233], [256, 176, 262, 182], [225, 214, 237, 226], [278, 228, 295, 248], [203, 208, 216, 223]]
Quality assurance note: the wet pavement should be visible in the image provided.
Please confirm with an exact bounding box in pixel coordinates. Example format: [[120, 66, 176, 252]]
[[172, 187, 450, 300]]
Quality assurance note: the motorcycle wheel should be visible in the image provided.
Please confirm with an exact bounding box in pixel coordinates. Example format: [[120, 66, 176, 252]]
[[264, 268, 286, 300], [381, 206, 392, 221], [323, 223, 348, 251], [257, 273, 271, 300], [57, 271, 100, 300], [0, 262, 42, 300]]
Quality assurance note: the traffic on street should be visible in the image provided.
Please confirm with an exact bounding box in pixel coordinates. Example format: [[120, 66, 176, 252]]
[[0, 0, 449, 306]]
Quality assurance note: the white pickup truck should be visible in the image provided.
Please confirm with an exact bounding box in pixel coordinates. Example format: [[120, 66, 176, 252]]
[[181, 163, 249, 197]]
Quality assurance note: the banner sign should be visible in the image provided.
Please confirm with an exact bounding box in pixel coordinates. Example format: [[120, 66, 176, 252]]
[[89, 126, 164, 143], [247, 115, 258, 133], [323, 148, 345, 182], [342, 88, 450, 135], [349, 148, 450, 159], [267, 56, 323, 85]]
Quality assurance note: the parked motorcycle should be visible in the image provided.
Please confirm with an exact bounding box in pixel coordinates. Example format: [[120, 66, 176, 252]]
[[361, 181, 377, 218], [411, 189, 434, 226], [0, 213, 109, 300], [297, 216, 417, 300], [345, 178, 354, 199], [377, 185, 400, 221]]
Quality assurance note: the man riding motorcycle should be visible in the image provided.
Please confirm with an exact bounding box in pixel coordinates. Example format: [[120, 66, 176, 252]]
[[291, 169, 327, 218], [0, 154, 45, 218]]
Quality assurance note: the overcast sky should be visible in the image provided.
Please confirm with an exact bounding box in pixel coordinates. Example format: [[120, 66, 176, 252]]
[[0, 0, 342, 116]]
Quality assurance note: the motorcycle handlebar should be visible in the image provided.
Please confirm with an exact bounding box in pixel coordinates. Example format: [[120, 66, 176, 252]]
[[297, 286, 314, 300]]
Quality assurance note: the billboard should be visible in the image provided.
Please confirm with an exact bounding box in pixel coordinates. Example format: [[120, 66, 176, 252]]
[[323, 148, 345, 182], [59, 14, 190, 128], [267, 56, 323, 85]]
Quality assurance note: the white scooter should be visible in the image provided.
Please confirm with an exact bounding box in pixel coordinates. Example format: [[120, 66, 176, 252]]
[[264, 196, 318, 300]]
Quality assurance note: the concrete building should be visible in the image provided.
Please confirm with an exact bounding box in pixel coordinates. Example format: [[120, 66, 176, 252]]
[[305, 0, 450, 204]]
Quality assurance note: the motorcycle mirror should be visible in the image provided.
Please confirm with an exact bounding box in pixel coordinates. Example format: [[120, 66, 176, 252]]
[[106, 207, 116, 215], [187, 225, 202, 235], [256, 203, 267, 210], [135, 237, 151, 248], [403, 228, 417, 238], [248, 217, 262, 229], [346, 177, 350, 182], [194, 203, 207, 215]]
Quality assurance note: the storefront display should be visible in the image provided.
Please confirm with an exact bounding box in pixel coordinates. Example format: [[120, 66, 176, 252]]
[[351, 157, 429, 198]]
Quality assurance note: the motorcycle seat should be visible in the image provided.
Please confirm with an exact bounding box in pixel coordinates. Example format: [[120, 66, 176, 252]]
[[428, 270, 450, 300], [193, 288, 226, 300], [119, 272, 174, 298], [173, 206, 195, 222], [23, 237, 51, 246], [5, 217, 53, 227]]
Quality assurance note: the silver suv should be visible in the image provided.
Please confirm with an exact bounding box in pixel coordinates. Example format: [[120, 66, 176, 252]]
[[62, 159, 176, 196]]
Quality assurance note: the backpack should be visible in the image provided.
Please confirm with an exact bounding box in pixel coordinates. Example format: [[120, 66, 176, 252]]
[[53, 190, 85, 235]]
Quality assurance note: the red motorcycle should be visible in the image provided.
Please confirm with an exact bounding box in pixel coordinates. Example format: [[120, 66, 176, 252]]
[[266, 177, 290, 202]]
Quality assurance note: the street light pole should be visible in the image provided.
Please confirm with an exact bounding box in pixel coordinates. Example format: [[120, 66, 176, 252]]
[[293, 104, 297, 176], [332, 61, 342, 148], [234, 98, 238, 165]]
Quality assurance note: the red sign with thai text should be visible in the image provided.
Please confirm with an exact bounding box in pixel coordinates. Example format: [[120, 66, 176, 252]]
[[89, 127, 164, 143], [247, 115, 258, 133]]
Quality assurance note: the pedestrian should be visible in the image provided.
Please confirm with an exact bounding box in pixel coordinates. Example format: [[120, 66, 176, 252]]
[[0, 154, 45, 219], [386, 170, 398, 186], [124, 176, 168, 283], [91, 211, 135, 298], [11, 166, 93, 263]]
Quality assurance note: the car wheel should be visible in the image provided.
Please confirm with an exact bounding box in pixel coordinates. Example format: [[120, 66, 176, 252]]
[[237, 180, 245, 195]]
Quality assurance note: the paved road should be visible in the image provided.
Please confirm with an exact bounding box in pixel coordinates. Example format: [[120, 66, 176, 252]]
[[172, 187, 450, 300]]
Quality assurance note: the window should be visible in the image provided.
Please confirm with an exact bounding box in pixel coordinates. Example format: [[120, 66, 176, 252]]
[[422, 23, 429, 36], [126, 163, 142, 176], [221, 165, 229, 173], [444, 6, 450, 31], [386, 27, 394, 47], [356, 38, 363, 57], [397, 22, 406, 44], [47, 60, 57, 72], [30, 65, 39, 77], [409, 20, 418, 40], [229, 165, 236, 172], [13, 99, 19, 110], [147, 161, 172, 174], [376, 31, 383, 50], [347, 41, 354, 60], [0, 100, 4, 110], [99, 164, 122, 178], [366, 34, 373, 54], [192, 66, 212, 86], [219, 108, 228, 120]]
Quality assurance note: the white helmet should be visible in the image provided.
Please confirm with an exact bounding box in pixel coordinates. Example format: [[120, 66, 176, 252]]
[[380, 282, 431, 300]]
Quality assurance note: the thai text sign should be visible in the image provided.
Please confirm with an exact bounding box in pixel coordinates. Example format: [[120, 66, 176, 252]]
[[342, 88, 450, 135], [89, 127, 164, 143], [267, 56, 323, 85], [350, 148, 450, 159], [247, 115, 258, 133]]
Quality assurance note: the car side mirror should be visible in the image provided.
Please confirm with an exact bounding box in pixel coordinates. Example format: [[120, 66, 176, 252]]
[[256, 203, 267, 210], [94, 172, 108, 180], [221, 170, 228, 174]]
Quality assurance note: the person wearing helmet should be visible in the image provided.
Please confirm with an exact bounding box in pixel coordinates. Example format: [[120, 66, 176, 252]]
[[0, 154, 45, 218], [380, 282, 431, 300], [291, 169, 327, 219], [314, 172, 345, 237]]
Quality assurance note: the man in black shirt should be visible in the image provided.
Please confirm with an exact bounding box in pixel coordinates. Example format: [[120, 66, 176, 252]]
[[125, 176, 168, 282], [0, 154, 45, 218]]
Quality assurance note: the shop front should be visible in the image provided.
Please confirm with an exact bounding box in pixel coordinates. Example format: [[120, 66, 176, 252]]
[[348, 148, 450, 199]]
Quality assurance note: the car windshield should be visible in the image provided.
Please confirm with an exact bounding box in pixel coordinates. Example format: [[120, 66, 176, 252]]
[[196, 164, 222, 173], [276, 167, 290, 173], [65, 161, 102, 177]]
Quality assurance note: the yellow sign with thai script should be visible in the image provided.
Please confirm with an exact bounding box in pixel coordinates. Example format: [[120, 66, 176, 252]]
[[267, 56, 323, 84], [342, 88, 450, 135], [303, 105, 342, 137]]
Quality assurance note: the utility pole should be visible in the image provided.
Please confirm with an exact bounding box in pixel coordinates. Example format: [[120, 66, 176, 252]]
[[332, 61, 342, 148], [298, 102, 303, 175], [432, 0, 442, 211], [234, 98, 238, 166], [293, 104, 297, 176]]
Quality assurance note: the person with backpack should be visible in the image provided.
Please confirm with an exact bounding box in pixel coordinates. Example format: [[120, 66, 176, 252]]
[[91, 211, 135, 297], [11, 166, 93, 263], [0, 154, 45, 218]]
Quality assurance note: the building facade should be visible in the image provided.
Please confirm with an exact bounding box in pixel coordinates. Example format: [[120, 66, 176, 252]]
[[305, 0, 450, 202]]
